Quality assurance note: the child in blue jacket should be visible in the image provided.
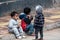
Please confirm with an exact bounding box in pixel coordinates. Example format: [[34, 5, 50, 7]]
[[19, 7, 34, 35]]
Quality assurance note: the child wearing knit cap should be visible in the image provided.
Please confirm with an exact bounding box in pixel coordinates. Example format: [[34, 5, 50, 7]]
[[34, 5, 44, 40]]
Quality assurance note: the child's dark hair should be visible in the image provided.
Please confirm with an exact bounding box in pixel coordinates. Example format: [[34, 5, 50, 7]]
[[24, 7, 31, 15], [10, 11, 18, 17]]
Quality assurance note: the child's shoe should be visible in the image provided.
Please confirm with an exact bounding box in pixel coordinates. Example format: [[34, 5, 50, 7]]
[[33, 38, 38, 40], [17, 36, 22, 39], [22, 36, 26, 38], [33, 39, 38, 40], [38, 38, 43, 40]]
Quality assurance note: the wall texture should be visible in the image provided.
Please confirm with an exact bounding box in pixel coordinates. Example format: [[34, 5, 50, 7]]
[[0, 0, 53, 16]]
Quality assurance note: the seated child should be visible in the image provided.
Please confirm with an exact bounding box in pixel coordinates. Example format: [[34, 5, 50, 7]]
[[8, 11, 25, 39], [19, 7, 34, 35]]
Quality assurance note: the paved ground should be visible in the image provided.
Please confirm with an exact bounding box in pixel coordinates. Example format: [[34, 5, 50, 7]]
[[0, 28, 60, 40], [24, 28, 60, 40], [19, 28, 60, 40]]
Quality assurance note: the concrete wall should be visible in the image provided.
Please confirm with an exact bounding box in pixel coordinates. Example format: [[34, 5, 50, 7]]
[[0, 0, 53, 16]]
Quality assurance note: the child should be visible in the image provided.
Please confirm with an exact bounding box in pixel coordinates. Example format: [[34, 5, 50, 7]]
[[19, 7, 34, 35], [8, 11, 25, 39], [34, 5, 44, 40]]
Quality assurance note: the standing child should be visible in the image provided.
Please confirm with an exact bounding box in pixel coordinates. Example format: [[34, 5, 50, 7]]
[[34, 5, 44, 40], [8, 11, 25, 39]]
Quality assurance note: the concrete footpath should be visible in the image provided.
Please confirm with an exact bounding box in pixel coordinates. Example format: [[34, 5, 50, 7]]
[[0, 28, 60, 40]]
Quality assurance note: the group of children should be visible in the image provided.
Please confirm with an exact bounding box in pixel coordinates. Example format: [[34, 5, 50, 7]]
[[8, 5, 44, 40]]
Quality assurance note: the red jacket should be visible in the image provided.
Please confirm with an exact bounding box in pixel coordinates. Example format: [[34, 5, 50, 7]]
[[21, 19, 27, 31]]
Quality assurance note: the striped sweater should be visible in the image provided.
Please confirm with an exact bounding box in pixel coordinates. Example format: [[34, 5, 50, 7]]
[[34, 13, 44, 28]]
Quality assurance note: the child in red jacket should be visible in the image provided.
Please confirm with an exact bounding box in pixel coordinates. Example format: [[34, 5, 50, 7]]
[[19, 7, 34, 35], [21, 19, 27, 31]]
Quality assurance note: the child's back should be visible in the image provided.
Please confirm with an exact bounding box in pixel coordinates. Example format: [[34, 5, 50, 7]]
[[34, 5, 44, 29], [34, 5, 44, 40], [34, 13, 44, 28]]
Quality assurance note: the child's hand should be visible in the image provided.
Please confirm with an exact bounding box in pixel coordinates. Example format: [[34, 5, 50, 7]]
[[30, 16, 33, 20], [27, 15, 31, 19], [27, 15, 33, 21], [28, 15, 33, 20], [18, 23, 21, 27], [27, 15, 30, 18]]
